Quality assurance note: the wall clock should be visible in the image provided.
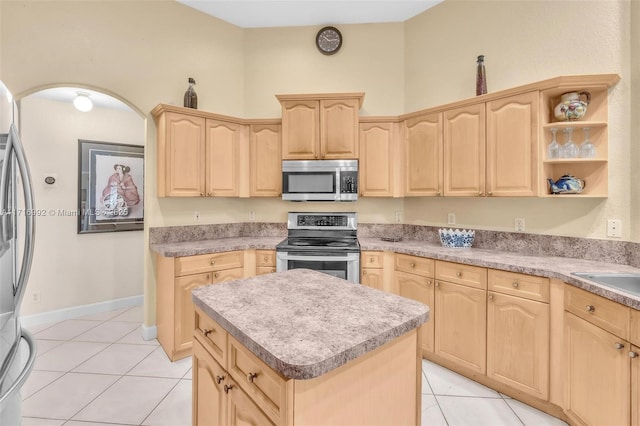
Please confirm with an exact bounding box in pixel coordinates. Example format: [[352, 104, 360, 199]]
[[315, 26, 342, 55]]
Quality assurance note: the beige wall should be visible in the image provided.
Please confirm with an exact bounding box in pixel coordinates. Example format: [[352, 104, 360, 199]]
[[631, 0, 639, 242], [18, 95, 144, 315], [1, 1, 635, 327], [403, 0, 634, 239]]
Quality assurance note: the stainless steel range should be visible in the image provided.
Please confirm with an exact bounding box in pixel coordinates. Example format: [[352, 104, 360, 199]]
[[276, 212, 360, 283]]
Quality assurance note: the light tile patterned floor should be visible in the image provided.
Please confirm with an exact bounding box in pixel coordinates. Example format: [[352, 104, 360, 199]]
[[20, 305, 567, 425]]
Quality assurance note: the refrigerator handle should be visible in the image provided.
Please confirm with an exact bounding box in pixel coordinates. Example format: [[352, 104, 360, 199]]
[[0, 329, 36, 405], [0, 127, 14, 243], [9, 123, 35, 313]]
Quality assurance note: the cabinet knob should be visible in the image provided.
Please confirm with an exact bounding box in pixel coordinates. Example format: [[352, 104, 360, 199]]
[[630, 351, 639, 359], [456, 272, 462, 278], [615, 342, 625, 350], [223, 384, 234, 394], [247, 372, 258, 383], [488, 191, 493, 196], [435, 282, 440, 287], [263, 256, 268, 261], [586, 304, 595, 313], [410, 263, 416, 268], [478, 192, 483, 196], [437, 191, 441, 196], [488, 294, 494, 300], [512, 282, 519, 288], [210, 259, 216, 265], [363, 270, 368, 275], [216, 375, 225, 384], [200, 192, 204, 196], [203, 329, 214, 337], [369, 257, 375, 263], [214, 272, 219, 279], [425, 279, 432, 286]]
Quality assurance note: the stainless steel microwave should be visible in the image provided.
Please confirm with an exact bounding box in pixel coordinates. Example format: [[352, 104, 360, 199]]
[[282, 160, 358, 201]]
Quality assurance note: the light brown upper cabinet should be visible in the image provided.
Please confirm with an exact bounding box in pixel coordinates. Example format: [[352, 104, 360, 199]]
[[277, 93, 364, 160], [153, 105, 244, 197], [403, 112, 443, 196], [249, 123, 281, 197], [359, 119, 401, 197]]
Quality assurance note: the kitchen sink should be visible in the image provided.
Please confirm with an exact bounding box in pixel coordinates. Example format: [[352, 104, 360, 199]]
[[572, 273, 640, 296]]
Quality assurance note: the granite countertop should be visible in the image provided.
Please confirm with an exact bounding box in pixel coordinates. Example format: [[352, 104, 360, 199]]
[[191, 268, 429, 380], [151, 234, 640, 310]]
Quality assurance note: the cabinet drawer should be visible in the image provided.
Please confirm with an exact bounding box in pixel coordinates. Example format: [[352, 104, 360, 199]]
[[436, 260, 487, 290], [362, 251, 384, 269], [194, 307, 228, 366], [488, 269, 549, 303], [256, 250, 276, 267], [175, 251, 244, 277], [564, 285, 630, 339], [228, 335, 287, 425], [395, 254, 434, 277]]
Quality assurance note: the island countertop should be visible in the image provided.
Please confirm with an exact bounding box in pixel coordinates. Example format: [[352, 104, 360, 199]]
[[191, 268, 429, 380]]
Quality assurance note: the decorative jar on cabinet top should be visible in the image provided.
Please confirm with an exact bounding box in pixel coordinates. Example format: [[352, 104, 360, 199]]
[[553, 91, 590, 121]]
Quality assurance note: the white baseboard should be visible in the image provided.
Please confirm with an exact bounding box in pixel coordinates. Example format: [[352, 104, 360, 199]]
[[20, 295, 144, 329], [141, 323, 158, 341]]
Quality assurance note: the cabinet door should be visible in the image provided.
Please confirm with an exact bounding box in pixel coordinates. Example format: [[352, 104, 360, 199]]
[[564, 312, 630, 426], [250, 124, 281, 197], [361, 268, 384, 291], [359, 121, 396, 197], [486, 92, 538, 196], [161, 112, 206, 197], [193, 339, 226, 426], [281, 99, 319, 159], [435, 280, 486, 373], [395, 271, 434, 353], [211, 268, 244, 284], [205, 119, 241, 196], [487, 291, 549, 400], [226, 377, 275, 426], [444, 104, 486, 196], [320, 98, 359, 159], [404, 112, 443, 196], [633, 345, 640, 426], [175, 272, 212, 355]]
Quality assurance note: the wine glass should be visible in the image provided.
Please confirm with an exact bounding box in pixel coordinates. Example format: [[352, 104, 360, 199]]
[[579, 127, 596, 158], [561, 128, 579, 158], [546, 127, 560, 159]]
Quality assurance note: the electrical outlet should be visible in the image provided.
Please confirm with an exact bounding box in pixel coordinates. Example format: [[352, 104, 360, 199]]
[[447, 213, 456, 225], [607, 219, 622, 238], [31, 291, 41, 304], [249, 211, 256, 221], [395, 211, 402, 223], [515, 218, 525, 232], [194, 211, 200, 223]]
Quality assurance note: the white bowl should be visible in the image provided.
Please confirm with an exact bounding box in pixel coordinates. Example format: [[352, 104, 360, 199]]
[[438, 228, 475, 248]]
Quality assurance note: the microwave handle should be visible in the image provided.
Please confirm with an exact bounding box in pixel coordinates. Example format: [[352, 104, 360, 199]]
[[277, 254, 357, 262]]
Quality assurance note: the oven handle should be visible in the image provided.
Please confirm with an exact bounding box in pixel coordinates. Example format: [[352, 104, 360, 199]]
[[277, 253, 359, 262]]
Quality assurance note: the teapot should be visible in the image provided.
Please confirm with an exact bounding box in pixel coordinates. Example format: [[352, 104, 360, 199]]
[[554, 91, 591, 121], [548, 174, 585, 194]]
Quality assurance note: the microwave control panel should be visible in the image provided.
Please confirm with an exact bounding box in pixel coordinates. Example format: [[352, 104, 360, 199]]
[[340, 171, 358, 194]]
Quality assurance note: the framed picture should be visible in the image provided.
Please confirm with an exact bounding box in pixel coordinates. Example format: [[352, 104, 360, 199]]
[[78, 140, 144, 234]]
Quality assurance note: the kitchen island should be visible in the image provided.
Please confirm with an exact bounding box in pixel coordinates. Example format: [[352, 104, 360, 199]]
[[191, 268, 429, 425]]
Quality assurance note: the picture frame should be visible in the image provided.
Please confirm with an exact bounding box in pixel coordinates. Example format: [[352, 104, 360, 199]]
[[78, 139, 144, 234]]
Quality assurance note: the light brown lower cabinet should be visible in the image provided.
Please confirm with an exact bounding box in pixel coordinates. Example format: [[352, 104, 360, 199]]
[[361, 251, 384, 291], [395, 270, 434, 354], [255, 249, 276, 275], [156, 251, 244, 361], [192, 306, 421, 426]]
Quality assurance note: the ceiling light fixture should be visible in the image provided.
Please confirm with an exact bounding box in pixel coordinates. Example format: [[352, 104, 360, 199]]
[[73, 92, 93, 112]]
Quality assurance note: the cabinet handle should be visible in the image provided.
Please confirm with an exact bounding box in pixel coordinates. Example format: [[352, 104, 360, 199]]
[[630, 351, 639, 359], [216, 375, 225, 384], [263, 256, 268, 261], [615, 342, 625, 350], [200, 192, 204, 196], [586, 304, 595, 312], [456, 272, 462, 278], [214, 272, 219, 279], [363, 270, 368, 275], [210, 259, 216, 265], [425, 279, 431, 285], [435, 282, 440, 288], [369, 257, 375, 263], [512, 282, 519, 288], [410, 262, 416, 268], [488, 191, 493, 196], [488, 293, 494, 300], [247, 372, 258, 383], [478, 191, 483, 196], [203, 329, 214, 337], [224, 384, 234, 394], [437, 191, 441, 196], [206, 274, 211, 281]]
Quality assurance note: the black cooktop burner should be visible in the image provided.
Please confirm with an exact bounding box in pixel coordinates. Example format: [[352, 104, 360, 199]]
[[276, 237, 360, 252]]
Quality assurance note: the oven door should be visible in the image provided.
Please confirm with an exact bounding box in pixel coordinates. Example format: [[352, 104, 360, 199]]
[[276, 252, 360, 283]]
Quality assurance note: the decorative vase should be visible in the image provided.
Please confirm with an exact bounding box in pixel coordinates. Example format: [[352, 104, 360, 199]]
[[553, 91, 590, 121], [476, 55, 487, 96], [184, 77, 198, 109]]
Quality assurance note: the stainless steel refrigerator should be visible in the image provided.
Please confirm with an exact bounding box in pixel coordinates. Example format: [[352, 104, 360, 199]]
[[0, 105, 37, 423]]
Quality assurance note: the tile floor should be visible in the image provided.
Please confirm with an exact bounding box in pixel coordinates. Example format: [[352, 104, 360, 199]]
[[19, 305, 567, 426]]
